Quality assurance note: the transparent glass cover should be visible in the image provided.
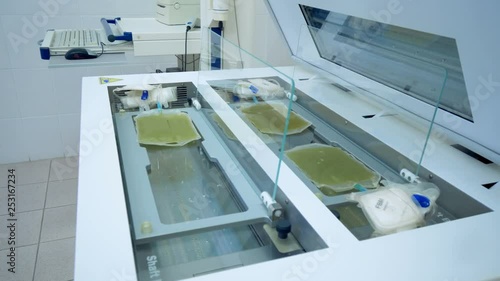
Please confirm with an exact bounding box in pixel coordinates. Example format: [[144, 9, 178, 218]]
[[299, 5, 470, 121], [197, 28, 298, 201]]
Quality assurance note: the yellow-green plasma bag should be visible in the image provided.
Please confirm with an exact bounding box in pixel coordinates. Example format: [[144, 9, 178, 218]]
[[241, 102, 311, 135], [135, 111, 201, 146], [286, 144, 380, 194]]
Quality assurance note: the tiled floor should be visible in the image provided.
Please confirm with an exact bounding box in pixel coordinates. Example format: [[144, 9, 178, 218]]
[[0, 158, 78, 281]]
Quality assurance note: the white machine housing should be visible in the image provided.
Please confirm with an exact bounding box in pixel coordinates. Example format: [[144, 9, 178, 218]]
[[116, 18, 200, 56], [156, 0, 201, 25]]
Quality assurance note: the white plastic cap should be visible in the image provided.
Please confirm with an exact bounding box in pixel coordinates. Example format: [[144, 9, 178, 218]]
[[286, 91, 298, 101], [260, 191, 275, 207]]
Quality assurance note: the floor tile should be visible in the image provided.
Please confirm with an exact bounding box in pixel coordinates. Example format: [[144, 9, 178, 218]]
[[49, 157, 79, 182], [34, 238, 75, 281], [0, 244, 37, 281], [46, 179, 78, 208], [40, 205, 76, 243], [0, 159, 51, 186], [0, 183, 47, 215], [0, 210, 43, 250]]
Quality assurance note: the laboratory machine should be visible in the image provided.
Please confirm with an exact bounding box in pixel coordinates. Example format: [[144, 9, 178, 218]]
[[75, 1, 500, 281]]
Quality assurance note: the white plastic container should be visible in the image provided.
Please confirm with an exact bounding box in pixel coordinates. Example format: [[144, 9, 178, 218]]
[[355, 188, 423, 234], [348, 182, 440, 235]]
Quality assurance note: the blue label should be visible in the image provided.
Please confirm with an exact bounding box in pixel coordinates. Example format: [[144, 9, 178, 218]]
[[249, 85, 259, 94]]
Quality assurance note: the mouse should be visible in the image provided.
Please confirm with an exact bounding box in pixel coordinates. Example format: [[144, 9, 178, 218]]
[[64, 48, 98, 60]]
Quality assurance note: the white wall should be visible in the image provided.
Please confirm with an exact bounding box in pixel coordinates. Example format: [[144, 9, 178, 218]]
[[0, 0, 293, 164], [222, 0, 293, 67], [0, 0, 179, 164]]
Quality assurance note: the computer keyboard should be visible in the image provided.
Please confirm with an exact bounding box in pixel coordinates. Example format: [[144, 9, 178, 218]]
[[53, 30, 101, 48]]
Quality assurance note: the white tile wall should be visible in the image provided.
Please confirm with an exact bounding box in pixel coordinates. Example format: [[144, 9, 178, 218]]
[[0, 118, 29, 164], [45, 0, 81, 16], [0, 23, 12, 69], [0, 16, 46, 69], [0, 0, 80, 16], [12, 68, 57, 118], [0, 70, 21, 119], [78, 0, 116, 15], [51, 67, 86, 115], [0, 0, 43, 15], [1, 15, 83, 69], [58, 114, 80, 156], [115, 0, 155, 16], [21, 116, 64, 161]]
